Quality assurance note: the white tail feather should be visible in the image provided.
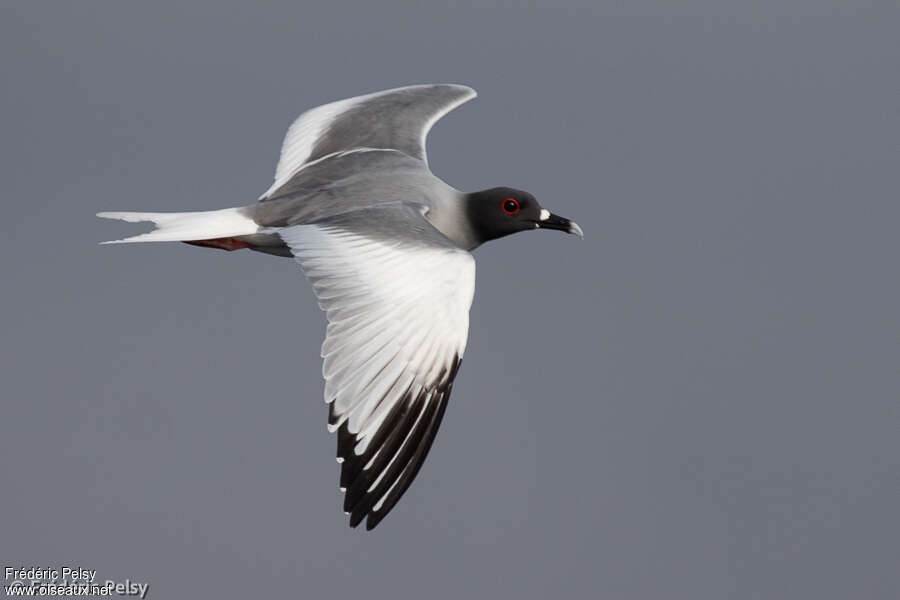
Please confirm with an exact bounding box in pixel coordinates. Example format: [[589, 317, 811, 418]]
[[97, 207, 259, 244]]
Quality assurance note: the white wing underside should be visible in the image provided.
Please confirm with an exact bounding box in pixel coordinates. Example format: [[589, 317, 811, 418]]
[[281, 224, 474, 442], [277, 216, 475, 528]]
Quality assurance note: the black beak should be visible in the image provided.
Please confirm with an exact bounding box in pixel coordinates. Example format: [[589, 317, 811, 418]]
[[537, 212, 584, 239]]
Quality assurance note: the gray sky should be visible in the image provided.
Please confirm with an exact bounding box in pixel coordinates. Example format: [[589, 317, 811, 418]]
[[2, 1, 898, 598]]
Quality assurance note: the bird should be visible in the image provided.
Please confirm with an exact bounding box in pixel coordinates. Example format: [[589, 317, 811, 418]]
[[98, 84, 583, 530]]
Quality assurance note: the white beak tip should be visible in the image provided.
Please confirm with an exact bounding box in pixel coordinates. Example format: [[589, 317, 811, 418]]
[[568, 221, 584, 240]]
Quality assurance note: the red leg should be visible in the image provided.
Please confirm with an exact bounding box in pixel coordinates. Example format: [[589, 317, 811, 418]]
[[183, 237, 253, 251]]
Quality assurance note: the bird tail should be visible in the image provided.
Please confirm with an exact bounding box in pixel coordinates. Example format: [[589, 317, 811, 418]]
[[96, 207, 260, 244]]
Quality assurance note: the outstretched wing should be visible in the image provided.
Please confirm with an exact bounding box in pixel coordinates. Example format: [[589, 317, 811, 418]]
[[260, 84, 476, 199], [276, 203, 475, 529]]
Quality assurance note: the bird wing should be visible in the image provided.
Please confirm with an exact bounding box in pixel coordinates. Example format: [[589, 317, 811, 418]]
[[275, 203, 476, 529], [260, 84, 476, 200]]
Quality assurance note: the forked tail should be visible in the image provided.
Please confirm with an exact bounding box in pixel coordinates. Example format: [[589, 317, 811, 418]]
[[96, 207, 260, 244]]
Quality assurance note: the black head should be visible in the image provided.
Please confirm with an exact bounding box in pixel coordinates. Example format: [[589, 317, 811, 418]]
[[465, 187, 583, 246]]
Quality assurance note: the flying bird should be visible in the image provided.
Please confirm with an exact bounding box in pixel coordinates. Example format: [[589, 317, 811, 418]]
[[98, 84, 583, 529]]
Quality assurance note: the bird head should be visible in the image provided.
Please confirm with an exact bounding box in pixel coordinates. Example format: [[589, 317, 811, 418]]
[[465, 187, 583, 245]]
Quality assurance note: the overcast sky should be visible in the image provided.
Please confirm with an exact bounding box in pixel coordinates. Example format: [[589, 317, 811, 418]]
[[2, 2, 898, 599]]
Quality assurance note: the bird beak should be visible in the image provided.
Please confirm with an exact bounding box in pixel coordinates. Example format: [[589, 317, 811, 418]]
[[537, 210, 584, 239]]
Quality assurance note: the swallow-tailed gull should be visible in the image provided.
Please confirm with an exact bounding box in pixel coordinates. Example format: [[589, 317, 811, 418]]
[[98, 84, 583, 529]]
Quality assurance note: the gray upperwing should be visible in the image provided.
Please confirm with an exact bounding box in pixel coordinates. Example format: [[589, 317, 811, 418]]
[[303, 84, 475, 165], [251, 149, 468, 244], [261, 149, 427, 205], [260, 84, 477, 200], [298, 202, 463, 249]]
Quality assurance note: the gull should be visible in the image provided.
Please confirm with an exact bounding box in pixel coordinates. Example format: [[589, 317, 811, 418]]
[[98, 84, 582, 529]]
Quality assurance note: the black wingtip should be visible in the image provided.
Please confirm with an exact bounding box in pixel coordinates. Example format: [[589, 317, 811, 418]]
[[335, 354, 463, 531], [348, 509, 365, 528]]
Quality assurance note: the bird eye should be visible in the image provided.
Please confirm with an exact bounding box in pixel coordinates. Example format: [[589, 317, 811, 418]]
[[502, 198, 520, 215]]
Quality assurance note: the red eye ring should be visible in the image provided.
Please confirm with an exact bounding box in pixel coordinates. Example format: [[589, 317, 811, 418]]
[[502, 197, 520, 215]]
